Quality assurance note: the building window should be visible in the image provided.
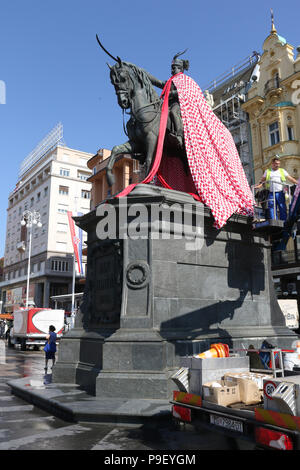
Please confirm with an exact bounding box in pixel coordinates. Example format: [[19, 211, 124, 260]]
[[30, 197, 34, 207], [51, 260, 69, 272], [44, 187, 48, 197], [269, 121, 280, 146], [78, 171, 90, 181], [287, 126, 294, 141], [81, 189, 91, 199], [60, 168, 70, 177], [59, 186, 69, 196], [37, 192, 41, 202], [57, 222, 68, 232], [58, 203, 68, 214]]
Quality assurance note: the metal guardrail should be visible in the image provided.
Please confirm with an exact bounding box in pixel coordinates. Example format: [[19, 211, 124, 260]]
[[252, 181, 293, 221], [203, 53, 259, 92]]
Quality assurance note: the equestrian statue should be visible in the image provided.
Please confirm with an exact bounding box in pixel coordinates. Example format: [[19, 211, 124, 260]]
[[96, 35, 188, 188], [96, 35, 254, 230]]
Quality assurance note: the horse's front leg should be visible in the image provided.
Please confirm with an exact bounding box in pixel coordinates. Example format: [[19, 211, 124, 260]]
[[144, 134, 158, 179], [106, 141, 135, 187]]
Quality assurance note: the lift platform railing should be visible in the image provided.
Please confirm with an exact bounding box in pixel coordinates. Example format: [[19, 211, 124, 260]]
[[252, 182, 293, 221]]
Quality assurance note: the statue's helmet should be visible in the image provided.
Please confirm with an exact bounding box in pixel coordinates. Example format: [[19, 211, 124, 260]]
[[171, 49, 189, 71]]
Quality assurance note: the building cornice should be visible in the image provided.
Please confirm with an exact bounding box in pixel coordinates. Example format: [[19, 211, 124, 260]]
[[7, 173, 51, 211], [88, 155, 132, 182], [242, 95, 264, 111], [280, 70, 300, 86]]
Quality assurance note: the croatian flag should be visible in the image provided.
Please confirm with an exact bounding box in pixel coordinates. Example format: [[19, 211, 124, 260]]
[[77, 212, 84, 275], [67, 211, 81, 274]]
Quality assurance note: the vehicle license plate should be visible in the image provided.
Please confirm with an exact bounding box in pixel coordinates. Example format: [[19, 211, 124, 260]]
[[210, 414, 243, 433]]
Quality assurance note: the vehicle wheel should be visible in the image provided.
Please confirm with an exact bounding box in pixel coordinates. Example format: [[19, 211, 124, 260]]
[[20, 339, 26, 351], [7, 335, 14, 348]]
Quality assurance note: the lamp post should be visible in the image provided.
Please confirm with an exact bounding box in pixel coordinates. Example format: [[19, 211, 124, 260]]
[[21, 210, 42, 308]]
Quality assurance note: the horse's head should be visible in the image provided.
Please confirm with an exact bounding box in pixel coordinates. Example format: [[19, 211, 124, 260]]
[[109, 62, 133, 110], [95, 35, 132, 109], [96, 35, 159, 112]]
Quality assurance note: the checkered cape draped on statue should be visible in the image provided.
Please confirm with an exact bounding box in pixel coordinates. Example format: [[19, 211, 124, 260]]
[[117, 72, 254, 229], [170, 73, 254, 228]]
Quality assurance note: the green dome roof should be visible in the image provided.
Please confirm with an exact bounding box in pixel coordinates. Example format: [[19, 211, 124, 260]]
[[277, 34, 287, 45]]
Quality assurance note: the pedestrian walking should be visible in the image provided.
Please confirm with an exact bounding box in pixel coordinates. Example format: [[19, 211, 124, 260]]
[[44, 325, 57, 372]]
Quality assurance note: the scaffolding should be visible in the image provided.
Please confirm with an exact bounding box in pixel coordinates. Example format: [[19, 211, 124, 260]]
[[214, 93, 252, 182], [214, 94, 246, 127], [203, 54, 260, 186], [203, 52, 260, 93], [19, 122, 65, 179]]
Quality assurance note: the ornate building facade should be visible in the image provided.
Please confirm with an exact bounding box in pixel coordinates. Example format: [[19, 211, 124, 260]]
[[242, 20, 300, 330], [242, 20, 300, 185]]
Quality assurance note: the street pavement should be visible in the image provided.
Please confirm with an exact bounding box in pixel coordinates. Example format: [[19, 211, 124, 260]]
[[0, 339, 254, 453]]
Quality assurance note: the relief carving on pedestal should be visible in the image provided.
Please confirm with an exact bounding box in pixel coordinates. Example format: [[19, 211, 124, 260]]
[[81, 241, 123, 327]]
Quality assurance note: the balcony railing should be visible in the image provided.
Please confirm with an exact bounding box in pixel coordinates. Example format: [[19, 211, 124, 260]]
[[264, 77, 281, 94]]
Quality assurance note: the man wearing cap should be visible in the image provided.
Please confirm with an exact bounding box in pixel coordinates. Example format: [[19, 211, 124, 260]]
[[255, 157, 298, 220]]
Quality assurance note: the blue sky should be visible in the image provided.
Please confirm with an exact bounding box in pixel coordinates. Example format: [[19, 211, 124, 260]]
[[0, 0, 299, 256]]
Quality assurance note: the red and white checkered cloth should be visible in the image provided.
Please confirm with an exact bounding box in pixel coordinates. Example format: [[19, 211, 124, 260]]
[[169, 73, 254, 228], [117, 73, 254, 228]]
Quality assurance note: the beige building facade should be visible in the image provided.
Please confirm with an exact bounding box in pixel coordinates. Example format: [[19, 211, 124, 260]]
[[242, 21, 300, 184], [87, 149, 142, 210], [0, 124, 93, 311]]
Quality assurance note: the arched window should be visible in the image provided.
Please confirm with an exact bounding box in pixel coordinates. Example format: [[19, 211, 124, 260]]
[[271, 70, 280, 88]]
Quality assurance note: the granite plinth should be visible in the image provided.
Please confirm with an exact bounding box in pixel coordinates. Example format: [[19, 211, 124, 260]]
[[52, 185, 297, 403], [7, 376, 170, 426]]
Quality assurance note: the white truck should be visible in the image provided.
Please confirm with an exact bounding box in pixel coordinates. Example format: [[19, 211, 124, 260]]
[[9, 308, 65, 350]]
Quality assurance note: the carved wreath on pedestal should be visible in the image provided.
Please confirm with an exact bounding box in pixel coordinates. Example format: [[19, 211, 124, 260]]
[[126, 261, 150, 290]]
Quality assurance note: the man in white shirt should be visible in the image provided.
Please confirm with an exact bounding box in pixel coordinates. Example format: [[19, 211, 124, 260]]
[[256, 157, 298, 221]]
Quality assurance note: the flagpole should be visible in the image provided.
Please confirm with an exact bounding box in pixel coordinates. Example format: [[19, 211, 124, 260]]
[[71, 253, 76, 328]]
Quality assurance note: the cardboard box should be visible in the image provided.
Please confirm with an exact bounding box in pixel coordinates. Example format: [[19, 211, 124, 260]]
[[223, 372, 264, 405], [180, 356, 249, 395], [202, 380, 240, 406], [223, 371, 272, 388]]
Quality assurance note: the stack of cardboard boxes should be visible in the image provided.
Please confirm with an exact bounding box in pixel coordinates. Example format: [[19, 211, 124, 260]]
[[179, 355, 272, 407]]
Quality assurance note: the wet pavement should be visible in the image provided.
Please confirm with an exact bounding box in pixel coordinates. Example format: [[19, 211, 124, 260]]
[[0, 340, 255, 453]]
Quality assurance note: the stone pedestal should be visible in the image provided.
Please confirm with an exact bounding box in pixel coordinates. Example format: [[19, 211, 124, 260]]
[[53, 184, 297, 398]]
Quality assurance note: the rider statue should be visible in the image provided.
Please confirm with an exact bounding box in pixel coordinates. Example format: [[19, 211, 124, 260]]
[[143, 51, 189, 148], [95, 36, 254, 229]]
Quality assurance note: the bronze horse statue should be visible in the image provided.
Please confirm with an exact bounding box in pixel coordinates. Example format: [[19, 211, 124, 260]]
[[96, 36, 187, 187]]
